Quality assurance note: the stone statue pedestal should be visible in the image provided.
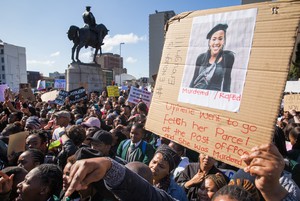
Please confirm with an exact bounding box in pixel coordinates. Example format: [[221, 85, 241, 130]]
[[66, 62, 104, 92]]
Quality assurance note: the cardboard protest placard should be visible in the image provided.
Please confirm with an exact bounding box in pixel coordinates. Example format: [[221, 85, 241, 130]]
[[68, 87, 87, 104], [19, 87, 36, 102], [145, 1, 300, 168], [284, 94, 300, 111], [41, 90, 59, 102], [55, 90, 69, 105], [54, 79, 66, 90], [128, 86, 152, 108], [107, 86, 120, 97], [7, 131, 29, 157]]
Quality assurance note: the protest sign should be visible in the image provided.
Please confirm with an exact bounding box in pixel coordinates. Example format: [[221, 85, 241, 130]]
[[107, 86, 120, 97], [41, 90, 59, 102], [54, 79, 66, 90], [284, 94, 300, 111], [0, 84, 9, 102], [128, 86, 152, 108], [8, 131, 29, 157], [145, 1, 300, 168], [55, 90, 69, 105], [37, 80, 46, 90], [19, 87, 36, 102], [68, 87, 87, 104]]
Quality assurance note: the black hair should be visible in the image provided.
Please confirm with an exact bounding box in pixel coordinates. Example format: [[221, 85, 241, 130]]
[[29, 130, 50, 144], [132, 122, 145, 133], [35, 164, 63, 197], [25, 149, 45, 165], [67, 125, 86, 146], [169, 141, 185, 156], [290, 127, 300, 150], [2, 166, 28, 176], [212, 185, 255, 201]]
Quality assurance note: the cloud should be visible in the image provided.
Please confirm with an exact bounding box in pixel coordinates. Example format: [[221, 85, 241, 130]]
[[27, 60, 55, 66], [126, 57, 137, 63], [50, 51, 60, 57], [102, 33, 146, 52]]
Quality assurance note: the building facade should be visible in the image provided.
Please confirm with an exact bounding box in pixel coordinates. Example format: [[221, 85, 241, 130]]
[[149, 10, 175, 83], [96, 53, 127, 86], [27, 71, 41, 88], [0, 40, 27, 91]]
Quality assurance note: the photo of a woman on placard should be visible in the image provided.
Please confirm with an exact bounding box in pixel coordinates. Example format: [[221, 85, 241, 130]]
[[189, 24, 235, 92]]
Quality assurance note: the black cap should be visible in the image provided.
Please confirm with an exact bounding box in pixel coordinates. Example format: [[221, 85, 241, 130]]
[[87, 130, 113, 145], [206, 24, 228, 39], [74, 147, 103, 160]]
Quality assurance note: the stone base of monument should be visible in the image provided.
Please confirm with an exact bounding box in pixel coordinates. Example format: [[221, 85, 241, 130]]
[[66, 62, 104, 92]]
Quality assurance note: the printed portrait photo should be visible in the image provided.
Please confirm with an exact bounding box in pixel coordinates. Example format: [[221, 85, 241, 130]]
[[178, 8, 257, 112]]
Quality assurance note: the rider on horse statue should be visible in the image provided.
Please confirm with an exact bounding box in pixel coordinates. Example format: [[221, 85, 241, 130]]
[[82, 6, 103, 46]]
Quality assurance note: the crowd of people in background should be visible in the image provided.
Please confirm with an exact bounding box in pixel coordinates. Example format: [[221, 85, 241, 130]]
[[0, 86, 299, 201]]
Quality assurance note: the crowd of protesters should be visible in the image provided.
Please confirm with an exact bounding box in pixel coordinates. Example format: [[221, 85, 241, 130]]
[[0, 86, 299, 201]]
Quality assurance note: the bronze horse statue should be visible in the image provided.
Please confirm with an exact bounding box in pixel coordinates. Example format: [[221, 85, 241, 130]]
[[67, 24, 109, 63]]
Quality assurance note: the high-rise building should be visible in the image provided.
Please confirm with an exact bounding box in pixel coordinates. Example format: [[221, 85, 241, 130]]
[[149, 10, 175, 83], [0, 40, 27, 91]]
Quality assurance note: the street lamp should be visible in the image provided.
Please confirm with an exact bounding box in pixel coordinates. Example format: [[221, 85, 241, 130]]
[[119, 42, 125, 86], [119, 42, 125, 56]]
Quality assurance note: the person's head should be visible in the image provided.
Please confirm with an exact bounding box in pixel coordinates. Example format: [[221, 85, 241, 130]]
[[18, 149, 44, 172], [26, 130, 49, 153], [25, 116, 41, 131], [121, 105, 131, 115], [16, 164, 63, 201], [105, 113, 116, 126], [63, 148, 102, 197], [8, 112, 23, 124], [126, 162, 153, 184], [289, 127, 300, 149], [54, 110, 70, 127], [81, 117, 101, 129], [66, 125, 86, 147], [199, 153, 216, 172], [283, 122, 298, 140], [137, 102, 148, 115], [118, 96, 126, 105], [87, 130, 112, 156], [207, 24, 228, 56], [149, 144, 180, 183], [168, 141, 185, 157], [228, 178, 260, 201], [212, 185, 254, 201], [2, 166, 28, 200], [104, 100, 112, 111], [198, 173, 227, 200], [130, 123, 144, 143], [0, 122, 23, 144], [110, 129, 127, 146]]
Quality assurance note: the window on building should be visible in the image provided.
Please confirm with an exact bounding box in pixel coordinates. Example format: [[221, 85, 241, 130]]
[[2, 74, 5, 80], [1, 66, 4, 71], [1, 57, 4, 63], [0, 49, 3, 54]]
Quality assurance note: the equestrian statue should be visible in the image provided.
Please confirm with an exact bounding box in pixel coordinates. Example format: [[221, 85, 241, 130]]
[[67, 6, 109, 64]]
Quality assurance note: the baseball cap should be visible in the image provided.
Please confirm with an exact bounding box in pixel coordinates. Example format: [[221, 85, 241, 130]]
[[87, 130, 112, 145], [54, 110, 70, 120], [81, 117, 101, 128]]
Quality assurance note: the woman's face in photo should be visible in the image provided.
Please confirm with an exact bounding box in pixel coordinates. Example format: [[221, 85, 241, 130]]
[[209, 30, 225, 56]]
